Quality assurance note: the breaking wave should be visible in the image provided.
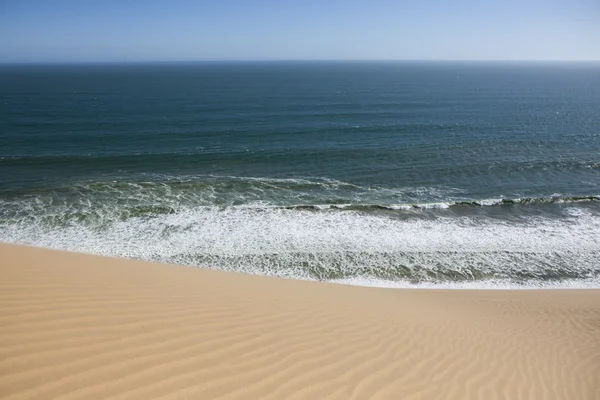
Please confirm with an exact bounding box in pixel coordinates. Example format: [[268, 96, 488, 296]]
[[1, 176, 599, 288]]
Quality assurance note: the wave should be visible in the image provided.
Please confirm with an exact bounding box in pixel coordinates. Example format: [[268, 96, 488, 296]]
[[1, 176, 599, 288], [285, 195, 600, 211], [2, 174, 598, 210], [0, 176, 466, 212], [2, 194, 600, 288]]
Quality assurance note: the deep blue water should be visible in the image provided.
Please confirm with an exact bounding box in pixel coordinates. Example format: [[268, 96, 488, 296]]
[[1, 62, 599, 287]]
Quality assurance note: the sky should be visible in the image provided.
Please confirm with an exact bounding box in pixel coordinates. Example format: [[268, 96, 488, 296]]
[[1, 0, 599, 63]]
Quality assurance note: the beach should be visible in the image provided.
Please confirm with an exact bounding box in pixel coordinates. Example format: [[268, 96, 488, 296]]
[[1, 243, 599, 399]]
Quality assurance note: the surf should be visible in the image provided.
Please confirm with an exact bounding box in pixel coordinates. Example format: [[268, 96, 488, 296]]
[[2, 184, 599, 288]]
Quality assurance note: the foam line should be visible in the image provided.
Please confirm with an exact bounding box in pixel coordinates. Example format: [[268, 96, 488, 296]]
[[2, 204, 599, 287]]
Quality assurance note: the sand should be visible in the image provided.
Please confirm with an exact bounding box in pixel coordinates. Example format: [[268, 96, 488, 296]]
[[1, 244, 599, 399]]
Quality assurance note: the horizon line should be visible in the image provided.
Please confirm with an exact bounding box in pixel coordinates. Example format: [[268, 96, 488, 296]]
[[2, 58, 600, 65]]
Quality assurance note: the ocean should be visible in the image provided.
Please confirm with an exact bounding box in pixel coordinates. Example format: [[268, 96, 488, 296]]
[[1, 61, 599, 288]]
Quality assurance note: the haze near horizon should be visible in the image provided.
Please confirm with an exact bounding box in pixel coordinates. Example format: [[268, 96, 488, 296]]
[[1, 0, 599, 63]]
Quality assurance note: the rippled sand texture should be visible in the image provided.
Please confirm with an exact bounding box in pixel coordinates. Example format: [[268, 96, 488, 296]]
[[1, 244, 599, 400]]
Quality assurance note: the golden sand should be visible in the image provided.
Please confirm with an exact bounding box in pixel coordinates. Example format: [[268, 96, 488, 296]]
[[1, 244, 599, 399]]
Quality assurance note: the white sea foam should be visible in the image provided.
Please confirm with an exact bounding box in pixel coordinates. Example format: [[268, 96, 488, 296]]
[[386, 204, 413, 210], [330, 277, 600, 290], [2, 203, 599, 288], [413, 202, 452, 209], [473, 198, 503, 206]]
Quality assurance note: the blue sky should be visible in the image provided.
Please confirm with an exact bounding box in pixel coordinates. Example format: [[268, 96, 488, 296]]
[[1, 0, 599, 62]]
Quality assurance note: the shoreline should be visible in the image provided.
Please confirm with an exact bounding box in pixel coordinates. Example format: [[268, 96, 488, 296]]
[[3, 243, 599, 291], [2, 243, 599, 399]]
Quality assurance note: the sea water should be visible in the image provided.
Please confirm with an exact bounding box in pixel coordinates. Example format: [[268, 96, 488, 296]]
[[1, 61, 599, 288]]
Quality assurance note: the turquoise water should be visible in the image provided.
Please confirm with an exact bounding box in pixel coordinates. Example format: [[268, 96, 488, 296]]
[[1, 62, 599, 287]]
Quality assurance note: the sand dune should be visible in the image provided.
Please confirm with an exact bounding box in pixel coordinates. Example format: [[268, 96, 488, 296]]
[[1, 244, 599, 399]]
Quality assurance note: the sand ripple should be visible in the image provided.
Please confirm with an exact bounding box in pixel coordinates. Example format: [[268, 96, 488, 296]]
[[1, 244, 599, 399]]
